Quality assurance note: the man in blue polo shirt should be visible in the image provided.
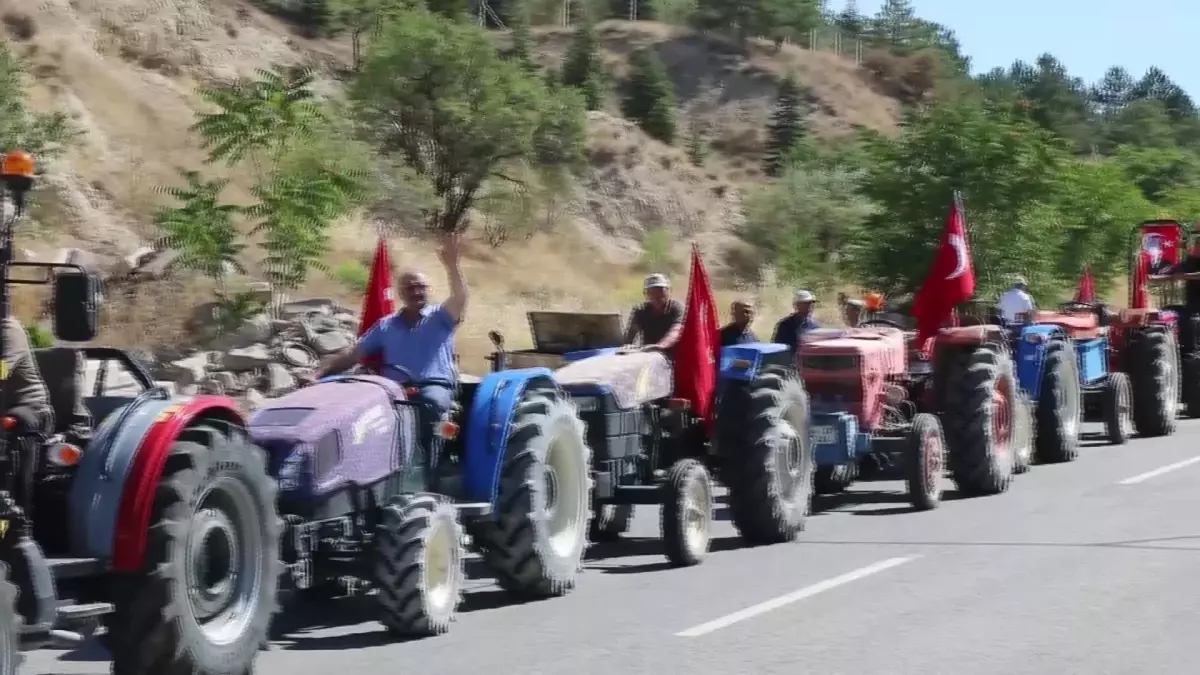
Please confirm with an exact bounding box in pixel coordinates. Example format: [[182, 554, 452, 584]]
[[308, 233, 467, 418]]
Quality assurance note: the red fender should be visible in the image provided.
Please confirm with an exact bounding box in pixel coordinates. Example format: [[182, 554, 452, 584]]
[[112, 395, 245, 572]]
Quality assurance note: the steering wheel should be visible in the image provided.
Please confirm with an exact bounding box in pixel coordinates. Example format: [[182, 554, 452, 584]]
[[318, 365, 456, 391], [859, 319, 904, 329]]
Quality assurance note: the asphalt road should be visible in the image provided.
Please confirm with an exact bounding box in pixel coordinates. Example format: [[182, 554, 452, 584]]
[[27, 419, 1200, 675]]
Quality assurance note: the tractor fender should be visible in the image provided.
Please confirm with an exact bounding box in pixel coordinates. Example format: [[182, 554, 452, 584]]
[[67, 395, 245, 570], [718, 342, 791, 382], [1014, 324, 1064, 400], [461, 367, 559, 506]]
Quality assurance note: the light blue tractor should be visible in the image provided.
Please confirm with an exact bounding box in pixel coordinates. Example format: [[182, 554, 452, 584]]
[[489, 311, 814, 567], [1010, 308, 1132, 470]]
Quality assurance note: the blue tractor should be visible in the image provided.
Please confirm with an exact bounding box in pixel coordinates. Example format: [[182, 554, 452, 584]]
[[248, 360, 594, 637], [490, 311, 813, 567], [1008, 309, 1131, 468]]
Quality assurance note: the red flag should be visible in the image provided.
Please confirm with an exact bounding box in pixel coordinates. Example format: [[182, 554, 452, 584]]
[[1075, 265, 1095, 303], [912, 194, 976, 353], [1131, 250, 1150, 309], [359, 238, 395, 372], [674, 245, 720, 431]]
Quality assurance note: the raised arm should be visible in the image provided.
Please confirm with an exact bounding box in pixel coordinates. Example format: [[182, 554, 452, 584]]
[[438, 232, 467, 324]]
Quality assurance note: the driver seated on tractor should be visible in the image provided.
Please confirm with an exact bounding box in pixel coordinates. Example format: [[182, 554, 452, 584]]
[[621, 273, 684, 354], [2, 316, 52, 436], [998, 276, 1036, 324], [308, 233, 466, 419]]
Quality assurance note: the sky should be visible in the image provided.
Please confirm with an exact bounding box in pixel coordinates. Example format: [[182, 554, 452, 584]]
[[852, 1, 1199, 97]]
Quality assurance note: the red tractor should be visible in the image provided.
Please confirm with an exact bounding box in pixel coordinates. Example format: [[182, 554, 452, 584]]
[[0, 152, 280, 674]]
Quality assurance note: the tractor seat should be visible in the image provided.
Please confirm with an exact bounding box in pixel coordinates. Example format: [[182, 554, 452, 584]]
[[32, 347, 92, 438]]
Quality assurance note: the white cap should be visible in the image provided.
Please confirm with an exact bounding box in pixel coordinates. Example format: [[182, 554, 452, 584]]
[[794, 289, 816, 303], [644, 273, 670, 289], [1012, 275, 1028, 287]]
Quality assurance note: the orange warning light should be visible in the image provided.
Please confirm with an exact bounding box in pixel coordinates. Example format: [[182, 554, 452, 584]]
[[864, 292, 885, 311], [1, 151, 34, 179]]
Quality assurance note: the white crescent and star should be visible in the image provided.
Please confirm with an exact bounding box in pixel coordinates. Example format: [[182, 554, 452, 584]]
[[945, 233, 968, 280]]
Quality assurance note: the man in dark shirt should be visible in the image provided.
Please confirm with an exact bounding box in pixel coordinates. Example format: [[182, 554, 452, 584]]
[[772, 289, 820, 353], [719, 299, 758, 346], [2, 317, 51, 434], [622, 273, 684, 352]]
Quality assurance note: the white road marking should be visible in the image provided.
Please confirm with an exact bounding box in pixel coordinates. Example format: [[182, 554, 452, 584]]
[[1117, 456, 1200, 485], [675, 556, 919, 638]]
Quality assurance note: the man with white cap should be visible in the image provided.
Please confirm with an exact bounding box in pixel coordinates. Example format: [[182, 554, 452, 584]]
[[622, 273, 685, 353], [997, 275, 1036, 324], [772, 289, 820, 353]]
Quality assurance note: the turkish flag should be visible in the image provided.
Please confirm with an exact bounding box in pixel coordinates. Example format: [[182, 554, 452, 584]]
[[359, 238, 395, 372], [912, 193, 975, 353], [1130, 249, 1150, 309], [1075, 265, 1095, 303], [674, 245, 720, 431]]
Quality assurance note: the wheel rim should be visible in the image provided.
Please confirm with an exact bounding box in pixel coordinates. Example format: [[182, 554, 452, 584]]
[[991, 376, 1013, 458], [776, 397, 809, 498], [423, 518, 457, 612], [1162, 351, 1178, 410], [1062, 363, 1081, 442], [543, 431, 583, 559], [184, 477, 264, 646], [1118, 380, 1134, 436], [923, 427, 943, 497], [683, 471, 711, 555]]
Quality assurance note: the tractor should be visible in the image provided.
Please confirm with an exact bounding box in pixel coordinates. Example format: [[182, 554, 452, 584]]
[[490, 311, 813, 567], [0, 154, 281, 675], [1135, 219, 1200, 423], [805, 320, 1032, 505], [248, 361, 593, 636]]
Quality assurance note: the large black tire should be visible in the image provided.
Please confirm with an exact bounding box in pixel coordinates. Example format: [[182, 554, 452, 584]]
[[374, 493, 464, 636], [814, 464, 857, 495], [719, 368, 814, 545], [473, 389, 591, 597], [588, 503, 633, 542], [1103, 371, 1133, 445], [940, 344, 1015, 496], [1128, 328, 1178, 437], [660, 458, 713, 567], [1182, 352, 1200, 418], [905, 413, 945, 511], [107, 424, 281, 675], [1034, 340, 1082, 463], [0, 564, 19, 675]]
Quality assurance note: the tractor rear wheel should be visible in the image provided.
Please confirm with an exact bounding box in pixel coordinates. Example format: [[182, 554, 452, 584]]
[[720, 368, 813, 545], [1034, 340, 1082, 463], [1129, 328, 1178, 437], [472, 388, 592, 598], [107, 424, 281, 675], [940, 344, 1015, 496]]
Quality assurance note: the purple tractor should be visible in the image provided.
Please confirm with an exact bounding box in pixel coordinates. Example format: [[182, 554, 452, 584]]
[[247, 362, 594, 637]]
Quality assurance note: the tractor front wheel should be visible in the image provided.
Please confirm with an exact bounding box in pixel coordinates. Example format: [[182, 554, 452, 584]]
[[107, 424, 281, 675], [1103, 372, 1133, 445]]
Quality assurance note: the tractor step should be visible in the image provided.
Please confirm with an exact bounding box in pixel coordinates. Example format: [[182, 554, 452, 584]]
[[56, 602, 113, 621], [47, 556, 105, 580], [455, 502, 491, 517], [610, 485, 664, 505]]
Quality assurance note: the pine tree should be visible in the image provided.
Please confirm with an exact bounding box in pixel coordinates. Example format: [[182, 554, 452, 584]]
[[764, 76, 805, 176], [836, 0, 863, 35], [508, 0, 537, 73], [562, 16, 607, 110], [622, 48, 677, 144]]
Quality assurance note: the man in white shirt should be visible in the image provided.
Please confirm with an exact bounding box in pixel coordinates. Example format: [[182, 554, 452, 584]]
[[997, 276, 1036, 324]]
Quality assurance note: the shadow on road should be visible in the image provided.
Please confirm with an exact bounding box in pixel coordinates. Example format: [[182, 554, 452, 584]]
[[811, 488, 965, 516], [584, 535, 747, 574]]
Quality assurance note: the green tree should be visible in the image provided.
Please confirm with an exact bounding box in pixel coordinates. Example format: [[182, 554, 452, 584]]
[[1113, 145, 1200, 203], [507, 0, 538, 73], [152, 171, 245, 288], [0, 42, 75, 167], [740, 163, 877, 286], [621, 49, 676, 144], [849, 100, 1073, 298], [351, 7, 586, 234], [764, 76, 806, 176], [1053, 158, 1154, 288], [329, 0, 414, 71], [561, 16, 607, 110], [191, 65, 368, 295], [1103, 99, 1178, 151]]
